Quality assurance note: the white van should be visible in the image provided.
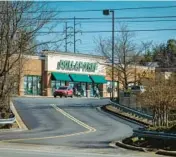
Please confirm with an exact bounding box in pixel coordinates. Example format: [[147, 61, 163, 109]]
[[130, 85, 145, 93]]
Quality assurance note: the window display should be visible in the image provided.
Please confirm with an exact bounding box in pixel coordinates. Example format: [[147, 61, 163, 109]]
[[24, 75, 41, 95]]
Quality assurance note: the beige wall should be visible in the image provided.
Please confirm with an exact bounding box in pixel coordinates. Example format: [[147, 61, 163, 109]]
[[106, 65, 155, 87], [23, 58, 42, 76], [19, 56, 43, 96]]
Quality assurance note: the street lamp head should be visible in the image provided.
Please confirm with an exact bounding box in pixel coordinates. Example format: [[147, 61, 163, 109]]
[[103, 10, 110, 15]]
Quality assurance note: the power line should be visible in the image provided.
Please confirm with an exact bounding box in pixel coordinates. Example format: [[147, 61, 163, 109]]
[[4, 5, 176, 13], [69, 19, 176, 23], [36, 28, 176, 34], [23, 15, 176, 21], [60, 5, 176, 12]]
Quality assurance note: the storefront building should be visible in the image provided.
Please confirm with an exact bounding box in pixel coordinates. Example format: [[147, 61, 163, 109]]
[[19, 51, 109, 97], [19, 51, 156, 98]]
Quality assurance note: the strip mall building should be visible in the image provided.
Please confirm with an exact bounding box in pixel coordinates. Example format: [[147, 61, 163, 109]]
[[20, 51, 113, 97], [19, 51, 155, 97]]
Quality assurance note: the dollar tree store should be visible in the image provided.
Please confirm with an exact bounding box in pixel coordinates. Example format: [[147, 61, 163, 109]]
[[19, 51, 118, 97]]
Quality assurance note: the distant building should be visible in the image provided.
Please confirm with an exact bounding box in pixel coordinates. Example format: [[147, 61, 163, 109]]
[[155, 67, 176, 81]]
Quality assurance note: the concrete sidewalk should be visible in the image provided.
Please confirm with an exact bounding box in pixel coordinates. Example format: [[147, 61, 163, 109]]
[[16, 95, 108, 99]]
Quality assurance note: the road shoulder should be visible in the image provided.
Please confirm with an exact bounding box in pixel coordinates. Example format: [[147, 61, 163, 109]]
[[10, 101, 28, 131]]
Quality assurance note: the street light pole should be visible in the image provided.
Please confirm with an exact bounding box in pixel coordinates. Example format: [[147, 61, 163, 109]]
[[103, 9, 115, 100], [111, 10, 115, 100]]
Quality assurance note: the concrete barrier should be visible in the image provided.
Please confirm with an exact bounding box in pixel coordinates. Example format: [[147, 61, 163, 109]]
[[115, 141, 146, 152], [110, 100, 153, 120], [156, 150, 176, 156], [133, 128, 176, 140], [101, 105, 149, 127]]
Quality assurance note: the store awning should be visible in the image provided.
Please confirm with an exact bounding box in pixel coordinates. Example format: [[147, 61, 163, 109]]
[[90, 75, 107, 83], [69, 74, 92, 83], [51, 72, 71, 81]]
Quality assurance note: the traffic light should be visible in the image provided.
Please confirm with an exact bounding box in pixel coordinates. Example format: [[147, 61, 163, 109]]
[[103, 10, 110, 15]]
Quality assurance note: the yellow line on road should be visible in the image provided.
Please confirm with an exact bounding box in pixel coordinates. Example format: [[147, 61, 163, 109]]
[[51, 104, 96, 132], [1, 104, 96, 142], [10, 101, 28, 130]]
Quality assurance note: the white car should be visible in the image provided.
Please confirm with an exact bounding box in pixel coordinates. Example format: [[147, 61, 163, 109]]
[[130, 85, 146, 93]]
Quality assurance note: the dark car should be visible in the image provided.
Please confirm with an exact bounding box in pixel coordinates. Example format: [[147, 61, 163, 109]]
[[54, 86, 73, 98]]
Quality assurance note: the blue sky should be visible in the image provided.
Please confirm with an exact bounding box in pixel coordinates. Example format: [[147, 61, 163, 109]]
[[36, 1, 176, 54]]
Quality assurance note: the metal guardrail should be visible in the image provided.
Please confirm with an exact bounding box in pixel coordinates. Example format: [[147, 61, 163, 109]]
[[133, 128, 176, 140], [110, 101, 153, 120], [0, 117, 16, 124]]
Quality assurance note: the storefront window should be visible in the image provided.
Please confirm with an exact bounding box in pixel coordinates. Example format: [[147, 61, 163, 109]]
[[90, 84, 94, 97], [81, 83, 86, 97], [24, 75, 41, 95], [90, 83, 100, 97], [69, 82, 74, 88], [24, 76, 28, 95], [106, 81, 118, 93], [71, 82, 86, 97]]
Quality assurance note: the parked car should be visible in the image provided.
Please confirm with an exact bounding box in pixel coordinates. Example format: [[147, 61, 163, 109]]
[[53, 86, 73, 98], [130, 85, 146, 94]]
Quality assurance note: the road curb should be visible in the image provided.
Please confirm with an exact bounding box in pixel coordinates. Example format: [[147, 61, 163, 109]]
[[115, 141, 146, 152], [0, 128, 24, 132], [10, 101, 28, 131], [17, 96, 100, 99], [156, 150, 176, 156]]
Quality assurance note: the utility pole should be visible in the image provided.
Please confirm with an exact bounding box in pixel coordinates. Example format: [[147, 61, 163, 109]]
[[72, 17, 82, 53], [74, 17, 76, 53], [65, 22, 68, 52], [64, 22, 74, 52], [63, 18, 82, 53], [117, 66, 120, 103], [134, 55, 137, 85]]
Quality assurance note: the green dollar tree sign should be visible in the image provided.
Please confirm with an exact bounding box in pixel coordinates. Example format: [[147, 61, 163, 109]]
[[82, 62, 87, 71], [57, 62, 60, 69], [87, 63, 92, 72], [64, 60, 69, 70], [57, 60, 98, 72], [79, 62, 83, 71], [74, 61, 80, 71], [68, 61, 74, 70], [92, 63, 95, 72], [92, 63, 97, 72], [58, 60, 65, 70]]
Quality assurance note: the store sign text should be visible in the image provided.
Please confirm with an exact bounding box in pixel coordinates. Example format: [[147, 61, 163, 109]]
[[57, 60, 98, 72]]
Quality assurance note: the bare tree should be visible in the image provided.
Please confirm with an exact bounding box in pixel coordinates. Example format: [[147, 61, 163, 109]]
[[0, 1, 63, 115], [95, 24, 141, 90], [137, 78, 176, 128]]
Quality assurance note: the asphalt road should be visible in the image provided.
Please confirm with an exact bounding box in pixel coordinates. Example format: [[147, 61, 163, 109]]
[[0, 97, 158, 156], [0, 143, 161, 157], [0, 144, 160, 157]]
